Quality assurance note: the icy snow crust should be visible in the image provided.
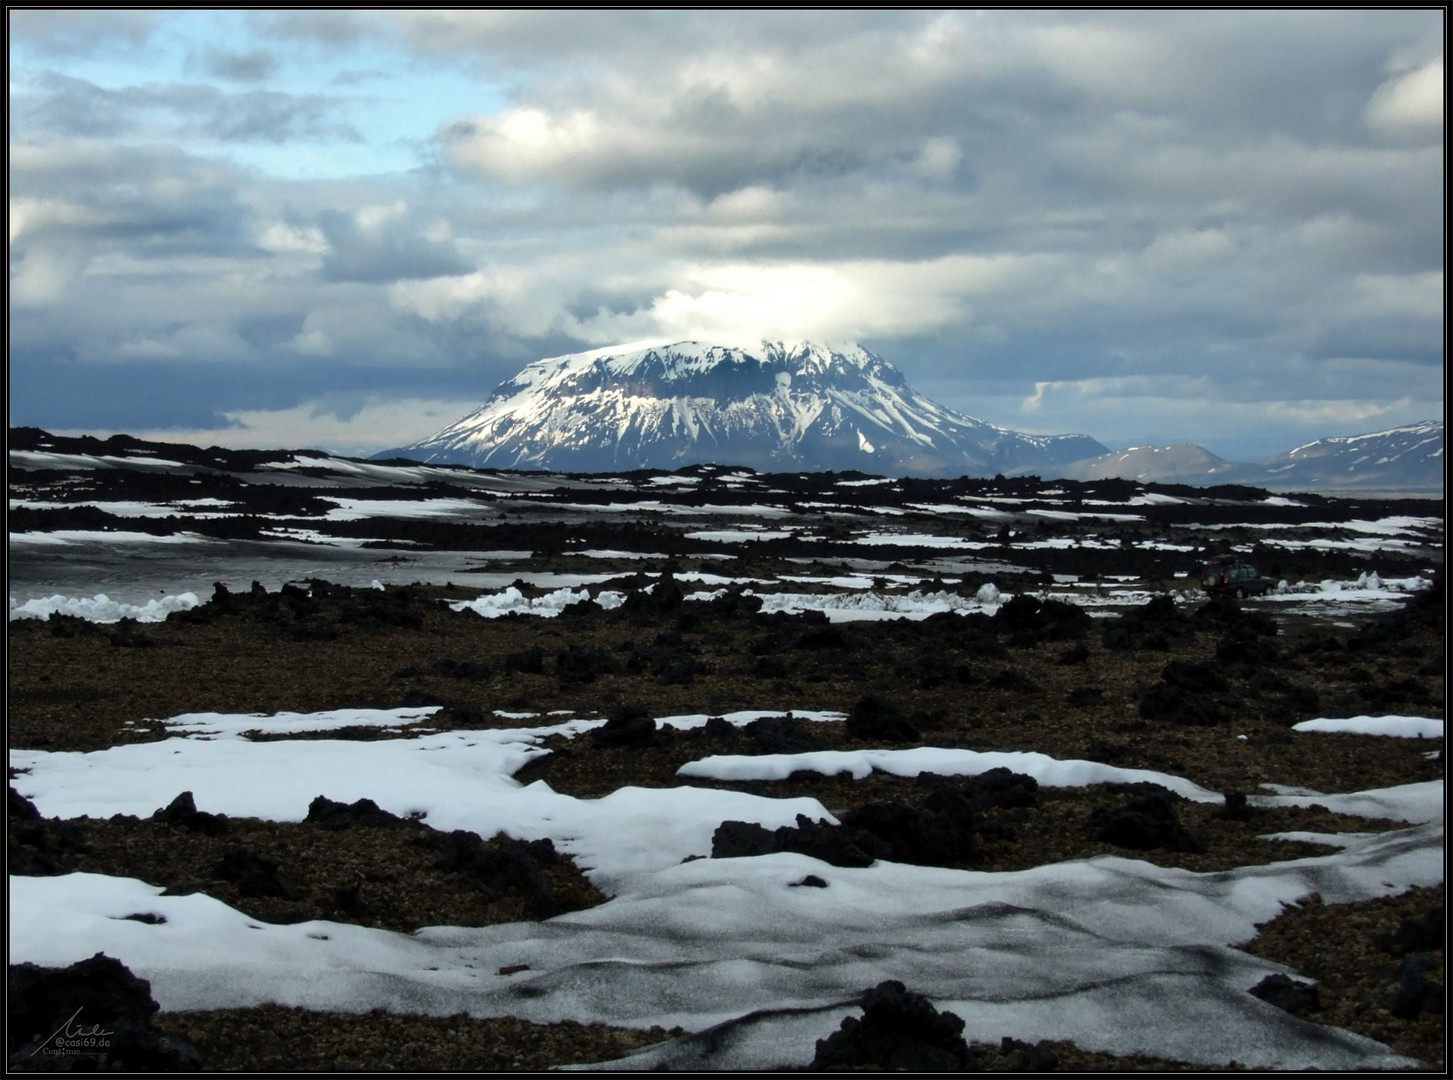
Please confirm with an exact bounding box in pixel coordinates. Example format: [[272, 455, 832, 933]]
[[9, 706, 1442, 1071]]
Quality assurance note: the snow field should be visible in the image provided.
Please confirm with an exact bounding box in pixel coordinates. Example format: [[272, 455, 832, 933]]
[[8, 705, 1443, 1070]]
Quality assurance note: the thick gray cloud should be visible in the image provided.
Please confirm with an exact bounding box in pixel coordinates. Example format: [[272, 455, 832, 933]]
[[194, 46, 280, 83], [14, 72, 362, 144], [7, 11, 1443, 458], [8, 9, 160, 56], [316, 205, 471, 284]]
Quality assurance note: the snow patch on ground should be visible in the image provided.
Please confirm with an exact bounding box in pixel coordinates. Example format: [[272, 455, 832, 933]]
[[449, 586, 627, 617], [1292, 716, 1443, 739], [9, 592, 202, 623], [7, 705, 1443, 1071]]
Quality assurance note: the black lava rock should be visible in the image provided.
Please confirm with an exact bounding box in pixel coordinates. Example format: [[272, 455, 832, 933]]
[[1090, 791, 1203, 853], [1160, 659, 1228, 693], [796, 625, 849, 651], [1375, 907, 1445, 956], [1218, 791, 1254, 821], [1102, 594, 1192, 651], [1195, 596, 1278, 637], [556, 644, 620, 684], [619, 570, 685, 616], [332, 886, 370, 919], [1138, 682, 1225, 726], [955, 768, 1039, 812], [435, 831, 562, 918], [743, 715, 832, 755], [994, 594, 1091, 644], [213, 846, 299, 900], [8, 953, 203, 1070], [845, 693, 920, 743], [1056, 641, 1091, 665], [9, 787, 42, 821], [151, 791, 229, 836], [1217, 629, 1282, 668], [842, 791, 977, 867], [809, 980, 976, 1072], [431, 658, 495, 680], [1250, 973, 1321, 1016], [1389, 953, 1444, 1019], [304, 795, 415, 831], [592, 703, 669, 749], [711, 815, 886, 869], [701, 716, 739, 741], [987, 668, 1039, 694]]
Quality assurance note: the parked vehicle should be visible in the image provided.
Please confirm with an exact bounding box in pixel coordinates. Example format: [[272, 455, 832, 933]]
[[1199, 559, 1276, 598]]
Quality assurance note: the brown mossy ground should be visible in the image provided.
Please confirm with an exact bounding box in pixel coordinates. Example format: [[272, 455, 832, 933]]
[[7, 583, 1442, 801], [8, 578, 1444, 1070], [149, 1007, 683, 1072], [9, 814, 606, 933], [1237, 884, 1446, 1070]]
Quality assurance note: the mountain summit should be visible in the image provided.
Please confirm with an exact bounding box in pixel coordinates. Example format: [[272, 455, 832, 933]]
[[380, 341, 1106, 477]]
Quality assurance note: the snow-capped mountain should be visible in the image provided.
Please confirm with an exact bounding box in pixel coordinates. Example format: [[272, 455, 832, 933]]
[[1031, 421, 1443, 493], [1253, 420, 1444, 492], [380, 341, 1107, 477], [1048, 444, 1243, 485]]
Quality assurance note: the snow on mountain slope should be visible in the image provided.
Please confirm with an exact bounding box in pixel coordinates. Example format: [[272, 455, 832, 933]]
[[1022, 422, 1443, 493], [380, 342, 1107, 477], [1257, 420, 1444, 491], [1046, 444, 1242, 484]]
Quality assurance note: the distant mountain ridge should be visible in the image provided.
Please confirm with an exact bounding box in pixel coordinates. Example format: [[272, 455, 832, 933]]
[[379, 341, 1107, 477], [1044, 420, 1443, 493], [1043, 444, 1242, 485]]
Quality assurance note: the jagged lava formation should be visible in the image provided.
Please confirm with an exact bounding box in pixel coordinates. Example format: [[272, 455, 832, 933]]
[[380, 341, 1107, 477]]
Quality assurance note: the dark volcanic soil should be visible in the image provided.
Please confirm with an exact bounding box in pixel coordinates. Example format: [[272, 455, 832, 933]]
[[7, 430, 1446, 1074], [9, 572, 1444, 1070]]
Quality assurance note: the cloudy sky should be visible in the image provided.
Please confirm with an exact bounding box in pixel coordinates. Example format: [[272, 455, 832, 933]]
[[8, 10, 1444, 460]]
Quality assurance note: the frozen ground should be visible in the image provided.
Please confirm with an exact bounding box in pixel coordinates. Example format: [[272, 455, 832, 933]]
[[9, 706, 1443, 1070]]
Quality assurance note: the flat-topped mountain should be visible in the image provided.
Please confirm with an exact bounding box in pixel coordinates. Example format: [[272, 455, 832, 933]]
[[378, 341, 1107, 477]]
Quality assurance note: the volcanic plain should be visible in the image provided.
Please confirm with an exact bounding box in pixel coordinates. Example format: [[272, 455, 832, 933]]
[[8, 429, 1445, 1071]]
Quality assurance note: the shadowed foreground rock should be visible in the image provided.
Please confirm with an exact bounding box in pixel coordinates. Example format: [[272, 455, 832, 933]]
[[844, 692, 920, 743], [809, 980, 977, 1071], [436, 831, 564, 918], [1250, 973, 1321, 1017], [711, 814, 885, 868], [9, 953, 203, 1071], [1090, 790, 1205, 853]]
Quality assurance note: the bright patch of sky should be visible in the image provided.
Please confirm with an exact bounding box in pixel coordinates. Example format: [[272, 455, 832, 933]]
[[11, 11, 505, 180]]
